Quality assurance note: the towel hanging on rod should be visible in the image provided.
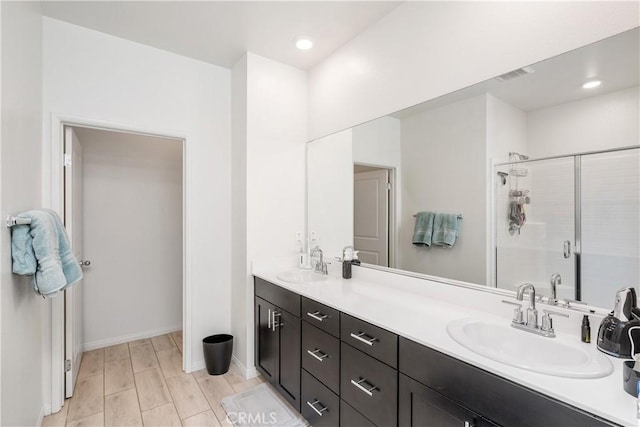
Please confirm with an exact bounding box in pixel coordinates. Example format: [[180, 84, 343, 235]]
[[6, 216, 32, 228]]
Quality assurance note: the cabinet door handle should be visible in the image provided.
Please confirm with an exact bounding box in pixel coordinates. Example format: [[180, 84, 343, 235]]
[[307, 311, 328, 322], [464, 421, 475, 427], [267, 309, 271, 329], [350, 332, 377, 346], [307, 349, 329, 362], [306, 400, 328, 417], [350, 378, 377, 396]]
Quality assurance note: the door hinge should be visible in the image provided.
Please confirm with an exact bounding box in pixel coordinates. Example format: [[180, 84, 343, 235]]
[[64, 154, 72, 167], [387, 182, 392, 190], [65, 359, 71, 372]]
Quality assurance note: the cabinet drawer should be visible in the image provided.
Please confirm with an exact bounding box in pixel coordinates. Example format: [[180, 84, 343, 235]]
[[301, 370, 340, 427], [341, 343, 398, 427], [340, 400, 376, 427], [254, 277, 300, 317], [341, 313, 398, 368], [302, 297, 340, 337], [302, 321, 340, 394], [399, 337, 614, 427]]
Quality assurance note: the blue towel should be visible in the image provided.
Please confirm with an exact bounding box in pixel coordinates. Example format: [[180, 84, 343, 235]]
[[11, 209, 83, 296], [432, 213, 461, 247], [412, 212, 435, 246]]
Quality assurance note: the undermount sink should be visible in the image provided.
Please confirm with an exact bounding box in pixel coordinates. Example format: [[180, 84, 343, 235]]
[[276, 269, 332, 284], [447, 318, 613, 379]]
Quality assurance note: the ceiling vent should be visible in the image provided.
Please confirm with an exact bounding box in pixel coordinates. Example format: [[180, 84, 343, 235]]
[[495, 66, 535, 82]]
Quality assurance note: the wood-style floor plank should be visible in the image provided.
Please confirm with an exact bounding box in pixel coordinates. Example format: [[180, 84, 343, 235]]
[[67, 375, 104, 422], [151, 334, 175, 352], [182, 410, 221, 427], [77, 349, 104, 379], [156, 347, 183, 380], [105, 357, 135, 396], [134, 367, 172, 411], [141, 402, 182, 427], [166, 374, 210, 420], [105, 388, 142, 427], [130, 343, 158, 373], [105, 343, 130, 362], [65, 412, 104, 427]]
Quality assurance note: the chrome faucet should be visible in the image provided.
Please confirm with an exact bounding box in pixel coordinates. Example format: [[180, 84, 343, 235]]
[[310, 247, 328, 275], [516, 283, 538, 328], [502, 283, 569, 338], [549, 273, 562, 304]]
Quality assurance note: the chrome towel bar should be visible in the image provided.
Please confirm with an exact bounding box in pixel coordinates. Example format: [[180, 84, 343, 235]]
[[6, 216, 32, 228]]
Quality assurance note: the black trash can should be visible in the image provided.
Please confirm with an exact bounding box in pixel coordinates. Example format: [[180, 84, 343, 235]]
[[203, 334, 233, 375]]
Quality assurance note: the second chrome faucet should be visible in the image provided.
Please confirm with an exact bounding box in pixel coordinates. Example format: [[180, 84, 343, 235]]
[[502, 283, 568, 338]]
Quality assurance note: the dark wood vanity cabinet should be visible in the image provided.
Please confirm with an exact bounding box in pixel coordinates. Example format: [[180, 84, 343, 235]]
[[399, 373, 496, 427], [254, 278, 301, 410], [254, 277, 618, 427], [399, 337, 616, 427]]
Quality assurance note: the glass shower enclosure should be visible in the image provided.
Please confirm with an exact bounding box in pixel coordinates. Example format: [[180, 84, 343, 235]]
[[493, 147, 639, 308]]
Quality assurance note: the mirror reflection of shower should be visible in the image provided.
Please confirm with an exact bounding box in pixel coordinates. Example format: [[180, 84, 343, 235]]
[[493, 147, 640, 308]]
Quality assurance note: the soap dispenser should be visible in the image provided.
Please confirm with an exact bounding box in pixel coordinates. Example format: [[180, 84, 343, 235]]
[[342, 246, 354, 279]]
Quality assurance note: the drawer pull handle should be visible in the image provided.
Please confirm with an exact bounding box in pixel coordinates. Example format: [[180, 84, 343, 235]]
[[307, 311, 328, 322], [306, 400, 328, 417], [350, 332, 377, 346], [307, 349, 329, 362], [351, 378, 377, 396], [267, 309, 271, 329]]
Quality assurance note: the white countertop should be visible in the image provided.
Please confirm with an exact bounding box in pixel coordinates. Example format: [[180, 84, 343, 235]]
[[253, 262, 636, 427]]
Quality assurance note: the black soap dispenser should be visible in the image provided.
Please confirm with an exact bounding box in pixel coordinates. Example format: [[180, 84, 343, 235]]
[[342, 246, 354, 279]]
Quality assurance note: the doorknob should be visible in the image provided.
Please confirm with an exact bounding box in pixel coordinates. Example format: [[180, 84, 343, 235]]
[[79, 260, 91, 267]]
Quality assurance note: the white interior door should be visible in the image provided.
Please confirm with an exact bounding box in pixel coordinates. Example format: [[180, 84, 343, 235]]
[[354, 168, 389, 266], [64, 127, 84, 398]]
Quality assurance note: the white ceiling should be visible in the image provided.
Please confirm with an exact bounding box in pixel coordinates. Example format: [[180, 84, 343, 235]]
[[395, 27, 639, 118], [42, 1, 401, 70]]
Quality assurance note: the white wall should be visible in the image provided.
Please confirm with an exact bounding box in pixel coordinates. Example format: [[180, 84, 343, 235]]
[[0, 2, 45, 425], [79, 128, 182, 348], [307, 129, 353, 259], [231, 53, 307, 373], [42, 18, 231, 373], [527, 86, 639, 158], [308, 1, 639, 140], [230, 55, 249, 376], [398, 95, 487, 284]]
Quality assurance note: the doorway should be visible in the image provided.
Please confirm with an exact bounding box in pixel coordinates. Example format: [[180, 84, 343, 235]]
[[353, 164, 394, 267], [61, 125, 185, 398]]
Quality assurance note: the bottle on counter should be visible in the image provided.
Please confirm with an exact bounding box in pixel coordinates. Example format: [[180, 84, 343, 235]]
[[581, 315, 591, 343]]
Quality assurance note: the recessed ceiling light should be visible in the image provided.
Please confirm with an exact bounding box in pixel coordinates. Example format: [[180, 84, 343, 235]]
[[295, 37, 314, 50], [582, 80, 602, 89]]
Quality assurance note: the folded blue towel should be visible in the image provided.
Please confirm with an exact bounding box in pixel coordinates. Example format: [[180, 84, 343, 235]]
[[432, 213, 461, 247], [11, 209, 83, 296], [412, 211, 435, 246]]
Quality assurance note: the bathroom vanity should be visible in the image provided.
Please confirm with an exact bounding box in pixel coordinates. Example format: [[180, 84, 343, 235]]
[[253, 271, 630, 427]]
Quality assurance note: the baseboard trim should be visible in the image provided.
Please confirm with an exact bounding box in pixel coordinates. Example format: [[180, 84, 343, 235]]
[[36, 405, 45, 427], [190, 359, 205, 373], [232, 355, 259, 380], [81, 325, 182, 352]]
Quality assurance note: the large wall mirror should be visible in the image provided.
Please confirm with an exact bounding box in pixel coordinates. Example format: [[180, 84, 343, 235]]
[[307, 28, 639, 309]]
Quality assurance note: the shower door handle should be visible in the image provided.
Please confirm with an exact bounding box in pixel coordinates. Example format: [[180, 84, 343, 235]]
[[563, 241, 571, 259]]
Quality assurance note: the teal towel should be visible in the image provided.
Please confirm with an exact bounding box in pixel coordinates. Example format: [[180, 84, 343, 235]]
[[11, 209, 83, 296], [432, 213, 461, 247], [412, 212, 435, 246]]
